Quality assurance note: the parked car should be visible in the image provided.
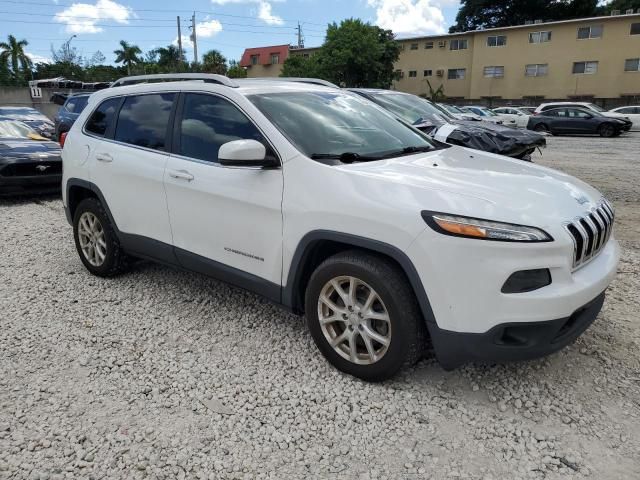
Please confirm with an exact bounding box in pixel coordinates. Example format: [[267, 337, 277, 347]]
[[527, 107, 630, 137], [492, 107, 531, 128], [0, 106, 55, 139], [463, 106, 516, 126], [534, 102, 632, 129], [608, 106, 640, 131], [54, 93, 90, 140], [436, 103, 482, 121], [514, 106, 537, 115], [350, 89, 545, 159], [62, 74, 619, 381], [0, 120, 62, 195]]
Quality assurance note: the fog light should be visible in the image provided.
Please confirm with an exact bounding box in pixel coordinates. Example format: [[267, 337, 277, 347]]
[[501, 269, 551, 294]]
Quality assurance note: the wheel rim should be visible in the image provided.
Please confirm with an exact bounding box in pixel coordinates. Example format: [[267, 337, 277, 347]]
[[317, 276, 391, 365], [78, 212, 107, 267]]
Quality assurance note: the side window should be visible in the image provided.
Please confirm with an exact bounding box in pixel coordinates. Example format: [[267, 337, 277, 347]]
[[177, 93, 267, 163], [65, 98, 78, 113], [85, 97, 121, 137], [114, 93, 175, 151]]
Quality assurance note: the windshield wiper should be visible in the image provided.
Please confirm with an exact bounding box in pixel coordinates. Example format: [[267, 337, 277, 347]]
[[309, 152, 380, 163]]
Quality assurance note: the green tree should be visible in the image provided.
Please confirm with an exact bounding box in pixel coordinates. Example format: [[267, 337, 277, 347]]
[[153, 45, 185, 72], [450, 0, 599, 32], [114, 40, 142, 75], [425, 80, 445, 102], [201, 49, 227, 75], [280, 54, 320, 78], [0, 34, 33, 85], [227, 59, 247, 78], [603, 0, 640, 13]]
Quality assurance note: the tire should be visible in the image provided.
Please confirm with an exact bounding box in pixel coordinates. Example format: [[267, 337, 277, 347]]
[[304, 250, 426, 382], [598, 123, 616, 138], [73, 197, 129, 277], [533, 123, 549, 133]]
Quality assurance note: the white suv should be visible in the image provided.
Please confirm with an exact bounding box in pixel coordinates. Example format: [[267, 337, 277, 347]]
[[62, 74, 620, 381]]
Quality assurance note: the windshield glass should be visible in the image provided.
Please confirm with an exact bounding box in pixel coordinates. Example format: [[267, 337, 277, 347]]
[[0, 120, 38, 138], [586, 103, 606, 112], [367, 93, 449, 127], [0, 107, 45, 120], [249, 91, 436, 160]]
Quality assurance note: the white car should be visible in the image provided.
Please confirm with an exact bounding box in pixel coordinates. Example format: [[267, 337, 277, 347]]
[[61, 74, 619, 381], [463, 106, 517, 127], [608, 106, 640, 131], [436, 103, 482, 121], [493, 107, 531, 128]]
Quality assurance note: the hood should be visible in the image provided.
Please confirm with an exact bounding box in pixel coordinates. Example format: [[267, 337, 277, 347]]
[[602, 112, 630, 121], [0, 138, 61, 159], [339, 146, 602, 228]]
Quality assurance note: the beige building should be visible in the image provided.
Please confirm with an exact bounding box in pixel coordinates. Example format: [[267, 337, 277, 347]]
[[240, 12, 640, 105]]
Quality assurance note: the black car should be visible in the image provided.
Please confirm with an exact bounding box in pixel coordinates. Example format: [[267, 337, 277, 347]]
[[527, 107, 630, 137], [0, 106, 55, 139], [0, 120, 62, 196], [53, 93, 90, 140], [350, 89, 546, 160]]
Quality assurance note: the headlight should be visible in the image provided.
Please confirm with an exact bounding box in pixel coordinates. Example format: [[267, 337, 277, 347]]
[[421, 211, 553, 242]]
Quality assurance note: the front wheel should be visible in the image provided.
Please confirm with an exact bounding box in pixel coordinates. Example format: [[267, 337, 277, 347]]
[[304, 251, 426, 382], [598, 123, 616, 138]]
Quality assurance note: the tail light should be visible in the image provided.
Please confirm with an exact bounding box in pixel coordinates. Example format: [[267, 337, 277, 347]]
[[59, 132, 67, 148]]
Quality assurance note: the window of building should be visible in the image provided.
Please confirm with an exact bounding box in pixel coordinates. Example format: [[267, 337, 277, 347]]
[[114, 93, 176, 151], [529, 31, 552, 43], [424, 69, 432, 77], [410, 43, 419, 50], [447, 68, 466, 79], [408, 70, 417, 78], [250, 55, 259, 65], [271, 54, 280, 64], [85, 97, 121, 137], [483, 66, 504, 78], [577, 25, 603, 39], [395, 69, 404, 79], [625, 58, 640, 72], [525, 63, 548, 77], [572, 61, 598, 74], [631, 23, 640, 35], [450, 39, 468, 50], [487, 35, 507, 47], [425, 41, 434, 49], [177, 93, 266, 163]]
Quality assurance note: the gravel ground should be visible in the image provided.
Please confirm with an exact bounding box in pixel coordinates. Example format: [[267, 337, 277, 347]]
[[1, 132, 639, 480]]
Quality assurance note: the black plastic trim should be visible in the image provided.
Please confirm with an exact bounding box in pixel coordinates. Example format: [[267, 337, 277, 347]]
[[501, 268, 552, 294]]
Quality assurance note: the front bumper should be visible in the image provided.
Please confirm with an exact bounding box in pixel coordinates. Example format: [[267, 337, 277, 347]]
[[430, 291, 605, 369], [0, 159, 62, 196]]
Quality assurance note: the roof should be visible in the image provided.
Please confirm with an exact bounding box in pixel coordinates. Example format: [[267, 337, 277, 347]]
[[240, 44, 290, 67]]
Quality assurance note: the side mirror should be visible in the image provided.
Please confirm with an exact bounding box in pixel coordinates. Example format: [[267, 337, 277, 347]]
[[218, 139, 278, 168]]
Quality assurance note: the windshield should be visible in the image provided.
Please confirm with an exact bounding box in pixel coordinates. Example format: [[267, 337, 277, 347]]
[[249, 91, 436, 161], [367, 93, 449, 127], [0, 107, 46, 120], [585, 103, 606, 112], [0, 120, 38, 138]]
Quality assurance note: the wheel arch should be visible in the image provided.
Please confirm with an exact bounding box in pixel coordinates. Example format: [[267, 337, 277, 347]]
[[283, 231, 437, 328], [65, 179, 119, 232]]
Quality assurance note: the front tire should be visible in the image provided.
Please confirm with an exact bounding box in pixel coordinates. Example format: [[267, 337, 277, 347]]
[[304, 251, 425, 382], [73, 198, 129, 277], [599, 123, 616, 138]]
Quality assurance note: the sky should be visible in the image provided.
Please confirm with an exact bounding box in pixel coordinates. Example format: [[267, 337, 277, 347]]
[[1, 0, 462, 66]]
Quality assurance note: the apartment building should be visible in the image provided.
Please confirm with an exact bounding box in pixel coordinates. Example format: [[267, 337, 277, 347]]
[[239, 44, 291, 77], [240, 12, 640, 104]]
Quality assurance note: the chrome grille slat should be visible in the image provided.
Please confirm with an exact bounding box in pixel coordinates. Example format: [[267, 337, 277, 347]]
[[564, 199, 614, 270]]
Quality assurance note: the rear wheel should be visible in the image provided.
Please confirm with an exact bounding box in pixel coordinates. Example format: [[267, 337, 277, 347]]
[[598, 123, 616, 138], [533, 123, 550, 133], [305, 251, 426, 382]]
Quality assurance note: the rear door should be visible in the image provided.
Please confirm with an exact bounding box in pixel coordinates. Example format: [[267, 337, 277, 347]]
[[87, 92, 176, 246]]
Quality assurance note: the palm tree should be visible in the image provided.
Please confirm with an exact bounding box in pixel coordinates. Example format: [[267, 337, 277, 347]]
[[0, 34, 32, 84], [154, 45, 185, 72], [201, 49, 227, 75], [113, 40, 142, 76], [426, 79, 445, 102]]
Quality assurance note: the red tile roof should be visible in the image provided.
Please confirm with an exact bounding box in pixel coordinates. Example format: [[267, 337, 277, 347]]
[[240, 44, 290, 67]]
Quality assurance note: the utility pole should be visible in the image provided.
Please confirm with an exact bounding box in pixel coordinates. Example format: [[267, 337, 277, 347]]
[[296, 22, 304, 48], [191, 13, 198, 64], [177, 16, 183, 67]]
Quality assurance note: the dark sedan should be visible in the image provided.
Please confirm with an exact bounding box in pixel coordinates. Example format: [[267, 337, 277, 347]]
[[0, 120, 62, 196], [527, 107, 631, 137], [0, 106, 55, 139], [350, 89, 546, 160], [53, 93, 90, 141]]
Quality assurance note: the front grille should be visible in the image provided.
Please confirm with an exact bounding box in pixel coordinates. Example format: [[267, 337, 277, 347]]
[[0, 160, 62, 177], [564, 199, 614, 270]]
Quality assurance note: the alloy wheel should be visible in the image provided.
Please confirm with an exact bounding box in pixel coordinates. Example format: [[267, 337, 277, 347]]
[[78, 212, 107, 267], [317, 276, 391, 365]]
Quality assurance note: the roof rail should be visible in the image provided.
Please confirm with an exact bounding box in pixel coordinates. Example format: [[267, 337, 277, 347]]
[[240, 77, 340, 89], [111, 73, 238, 88]]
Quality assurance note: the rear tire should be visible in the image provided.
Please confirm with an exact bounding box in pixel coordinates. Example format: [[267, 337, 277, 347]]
[[304, 250, 426, 382], [73, 198, 129, 277], [598, 123, 616, 138], [533, 123, 550, 133]]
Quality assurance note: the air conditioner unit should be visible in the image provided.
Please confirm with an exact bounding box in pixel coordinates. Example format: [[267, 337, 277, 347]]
[[436, 69, 444, 77], [611, 10, 620, 15], [524, 20, 533, 25], [626, 8, 634, 14], [534, 19, 543, 24], [438, 40, 446, 48]]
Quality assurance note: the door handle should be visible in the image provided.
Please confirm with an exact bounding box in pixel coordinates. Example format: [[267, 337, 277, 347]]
[[96, 153, 113, 163], [168, 169, 194, 182]]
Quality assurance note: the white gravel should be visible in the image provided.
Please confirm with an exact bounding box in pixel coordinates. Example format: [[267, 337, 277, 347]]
[[1, 133, 639, 479]]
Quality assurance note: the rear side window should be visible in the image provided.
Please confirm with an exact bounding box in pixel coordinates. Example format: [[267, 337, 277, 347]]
[[177, 93, 265, 163], [114, 93, 175, 151], [85, 98, 121, 137], [66, 96, 89, 114]]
